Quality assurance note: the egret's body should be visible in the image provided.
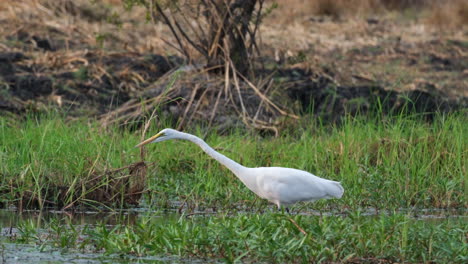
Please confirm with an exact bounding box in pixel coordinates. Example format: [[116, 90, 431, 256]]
[[136, 129, 344, 209]]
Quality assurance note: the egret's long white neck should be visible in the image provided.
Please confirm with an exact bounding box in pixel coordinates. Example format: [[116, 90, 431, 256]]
[[180, 132, 247, 176]]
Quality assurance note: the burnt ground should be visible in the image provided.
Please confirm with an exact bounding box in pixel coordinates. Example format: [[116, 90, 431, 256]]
[[0, 1, 466, 129], [282, 37, 468, 122], [0, 48, 179, 115]]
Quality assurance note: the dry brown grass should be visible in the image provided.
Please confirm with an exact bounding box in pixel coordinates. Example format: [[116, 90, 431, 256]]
[[267, 0, 423, 21], [425, 0, 468, 29], [1, 0, 466, 121], [0, 0, 167, 53], [268, 0, 467, 28], [267, 0, 377, 23], [309, 0, 384, 19], [2, 0, 464, 56]]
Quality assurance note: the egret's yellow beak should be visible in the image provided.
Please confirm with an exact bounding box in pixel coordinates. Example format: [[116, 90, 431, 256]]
[[135, 132, 163, 148]]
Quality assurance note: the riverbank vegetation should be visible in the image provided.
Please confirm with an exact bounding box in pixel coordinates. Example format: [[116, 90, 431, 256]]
[[1, 0, 467, 263], [1, 112, 465, 211], [8, 211, 466, 263]]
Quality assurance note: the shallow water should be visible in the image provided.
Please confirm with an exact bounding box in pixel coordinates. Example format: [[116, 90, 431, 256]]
[[0, 207, 466, 263], [0, 209, 190, 264], [1, 242, 198, 264], [0, 208, 146, 228], [342, 207, 468, 221]]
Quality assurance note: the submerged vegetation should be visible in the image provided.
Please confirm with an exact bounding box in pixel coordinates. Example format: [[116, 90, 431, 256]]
[[1, 111, 466, 263], [8, 211, 468, 263]]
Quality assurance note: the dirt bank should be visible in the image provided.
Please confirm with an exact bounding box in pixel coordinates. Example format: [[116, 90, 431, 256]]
[[0, 0, 466, 129]]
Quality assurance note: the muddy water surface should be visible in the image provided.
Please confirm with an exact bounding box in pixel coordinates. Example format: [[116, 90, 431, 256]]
[[0, 208, 466, 263], [0, 209, 197, 264]]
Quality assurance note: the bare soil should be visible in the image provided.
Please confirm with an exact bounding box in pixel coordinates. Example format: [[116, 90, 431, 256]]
[[0, 1, 466, 128]]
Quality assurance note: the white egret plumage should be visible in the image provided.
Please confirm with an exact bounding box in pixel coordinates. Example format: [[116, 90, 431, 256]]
[[136, 128, 344, 209]]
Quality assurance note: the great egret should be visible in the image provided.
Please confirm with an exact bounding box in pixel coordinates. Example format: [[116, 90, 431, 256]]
[[136, 128, 344, 209]]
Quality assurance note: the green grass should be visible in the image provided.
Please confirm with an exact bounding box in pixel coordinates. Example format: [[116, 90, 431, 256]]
[[9, 212, 468, 263], [1, 113, 466, 210], [1, 113, 467, 263], [0, 117, 141, 209]]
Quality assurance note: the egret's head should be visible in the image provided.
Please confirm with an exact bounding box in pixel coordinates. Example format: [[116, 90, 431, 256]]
[[135, 128, 180, 147]]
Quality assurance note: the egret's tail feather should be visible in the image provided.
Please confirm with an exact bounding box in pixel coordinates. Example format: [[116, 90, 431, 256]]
[[327, 181, 344, 199]]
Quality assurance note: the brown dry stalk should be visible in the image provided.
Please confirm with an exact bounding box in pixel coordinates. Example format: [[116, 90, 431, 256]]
[[237, 72, 299, 119], [177, 84, 200, 130], [186, 86, 210, 127], [152, 0, 190, 60], [141, 108, 159, 160], [253, 78, 273, 122], [206, 87, 224, 133], [288, 217, 308, 236], [229, 60, 248, 117], [100, 82, 178, 127]]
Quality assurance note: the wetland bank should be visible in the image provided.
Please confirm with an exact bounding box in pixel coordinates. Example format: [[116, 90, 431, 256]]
[[1, 113, 467, 263], [1, 0, 468, 263]]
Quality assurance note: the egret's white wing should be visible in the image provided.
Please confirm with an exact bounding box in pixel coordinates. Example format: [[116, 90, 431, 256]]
[[255, 167, 343, 205]]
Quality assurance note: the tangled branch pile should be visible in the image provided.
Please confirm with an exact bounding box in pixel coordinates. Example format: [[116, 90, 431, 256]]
[[105, 0, 297, 132]]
